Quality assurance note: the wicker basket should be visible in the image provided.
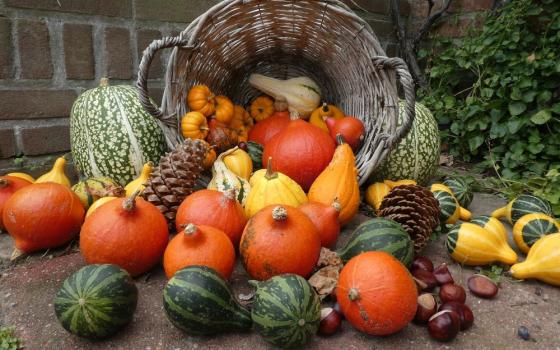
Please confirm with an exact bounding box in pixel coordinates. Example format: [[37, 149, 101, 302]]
[[137, 0, 415, 185]]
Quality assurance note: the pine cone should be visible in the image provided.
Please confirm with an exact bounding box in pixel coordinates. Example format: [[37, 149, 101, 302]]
[[379, 185, 440, 253], [143, 139, 209, 224]]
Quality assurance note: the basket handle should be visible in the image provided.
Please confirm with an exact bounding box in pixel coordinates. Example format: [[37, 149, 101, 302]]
[[372, 56, 415, 148]]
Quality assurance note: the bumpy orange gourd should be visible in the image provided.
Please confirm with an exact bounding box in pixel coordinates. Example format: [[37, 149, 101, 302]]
[[308, 135, 360, 225], [240, 205, 321, 280], [298, 200, 341, 248], [181, 111, 209, 140], [309, 103, 345, 132], [337, 251, 417, 336], [175, 189, 247, 246], [250, 96, 275, 121], [163, 223, 235, 279], [0, 176, 32, 230], [214, 95, 234, 124], [187, 85, 215, 117], [248, 112, 291, 146]]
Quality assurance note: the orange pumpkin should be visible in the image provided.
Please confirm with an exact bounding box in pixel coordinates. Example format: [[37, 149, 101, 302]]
[[214, 95, 235, 124], [175, 189, 247, 246], [187, 85, 215, 117], [230, 105, 252, 142], [80, 193, 169, 277], [240, 205, 321, 280], [250, 96, 275, 121], [298, 200, 340, 248], [181, 111, 209, 140], [163, 223, 235, 279], [337, 251, 417, 336], [3, 183, 84, 256], [0, 176, 32, 230], [325, 116, 365, 152], [248, 112, 290, 146]]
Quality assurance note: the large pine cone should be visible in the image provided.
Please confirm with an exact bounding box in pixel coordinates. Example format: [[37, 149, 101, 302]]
[[379, 185, 440, 253], [143, 139, 209, 225]]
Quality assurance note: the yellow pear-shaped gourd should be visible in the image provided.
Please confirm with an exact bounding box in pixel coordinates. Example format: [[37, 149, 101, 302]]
[[222, 147, 253, 180], [446, 222, 518, 266], [384, 179, 417, 189], [513, 213, 560, 254], [510, 233, 560, 286], [308, 135, 360, 226], [86, 196, 118, 217], [36, 157, 71, 187], [470, 215, 508, 241], [365, 182, 391, 211], [125, 162, 152, 196], [431, 184, 472, 222], [6, 172, 35, 183], [208, 150, 251, 205], [244, 157, 307, 218], [309, 103, 345, 132]]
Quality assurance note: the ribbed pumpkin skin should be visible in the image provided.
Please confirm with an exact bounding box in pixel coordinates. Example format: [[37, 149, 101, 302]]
[[0, 176, 32, 229], [248, 113, 290, 146], [337, 218, 414, 267], [443, 177, 473, 208], [513, 213, 560, 254], [53, 264, 137, 339], [433, 190, 459, 224], [298, 201, 340, 248], [163, 266, 252, 335], [251, 274, 320, 348], [337, 252, 417, 336], [470, 215, 507, 240], [70, 83, 166, 186]]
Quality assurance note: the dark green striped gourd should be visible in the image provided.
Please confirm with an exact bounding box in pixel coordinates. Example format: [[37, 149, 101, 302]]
[[443, 177, 473, 208], [337, 218, 414, 267], [494, 194, 553, 225], [513, 213, 560, 253], [53, 264, 138, 339], [251, 274, 320, 348], [433, 190, 458, 223], [247, 141, 264, 169], [163, 266, 252, 335]]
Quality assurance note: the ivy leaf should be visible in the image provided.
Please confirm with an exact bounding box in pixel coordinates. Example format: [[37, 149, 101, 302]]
[[509, 102, 526, 116], [522, 91, 537, 103], [527, 143, 545, 154], [507, 119, 523, 133], [469, 136, 484, 152], [530, 110, 552, 125], [552, 103, 560, 115]]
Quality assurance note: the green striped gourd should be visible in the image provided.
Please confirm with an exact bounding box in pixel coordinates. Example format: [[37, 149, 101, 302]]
[[491, 194, 553, 225], [513, 213, 560, 254], [470, 215, 507, 240], [163, 266, 252, 335], [443, 177, 473, 208], [71, 176, 124, 209], [53, 264, 138, 339], [433, 190, 460, 224], [337, 218, 414, 267], [371, 101, 440, 185], [247, 141, 264, 169], [251, 274, 320, 348], [70, 78, 166, 186]]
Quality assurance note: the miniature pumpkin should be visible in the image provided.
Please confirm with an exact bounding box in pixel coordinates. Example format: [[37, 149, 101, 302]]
[[248, 112, 291, 146], [187, 85, 215, 117], [230, 105, 252, 130], [240, 205, 321, 280], [0, 176, 32, 229], [181, 111, 209, 140], [310, 103, 345, 132], [36, 157, 71, 187], [250, 95, 275, 122], [163, 223, 235, 279], [325, 116, 365, 152], [222, 147, 253, 180], [214, 95, 234, 124], [298, 200, 341, 248]]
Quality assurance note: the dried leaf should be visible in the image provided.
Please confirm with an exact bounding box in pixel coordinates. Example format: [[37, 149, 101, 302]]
[[439, 154, 454, 166], [309, 248, 343, 299]]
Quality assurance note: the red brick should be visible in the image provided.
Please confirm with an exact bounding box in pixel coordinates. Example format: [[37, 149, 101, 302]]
[[19, 122, 70, 156], [5, 0, 132, 18], [17, 19, 53, 79], [104, 27, 132, 80], [0, 129, 17, 159], [0, 90, 77, 120], [0, 17, 13, 79], [137, 29, 163, 79], [135, 0, 218, 23], [437, 15, 483, 37], [63, 23, 94, 80]]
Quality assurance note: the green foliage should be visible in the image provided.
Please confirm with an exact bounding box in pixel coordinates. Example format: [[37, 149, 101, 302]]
[[420, 0, 560, 212], [0, 327, 23, 350]]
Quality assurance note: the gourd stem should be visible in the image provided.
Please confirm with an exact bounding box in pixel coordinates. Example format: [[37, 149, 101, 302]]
[[200, 127, 209, 131], [122, 189, 141, 212], [332, 197, 342, 212], [0, 179, 9, 188], [348, 288, 360, 301], [336, 133, 346, 146], [265, 157, 278, 180], [99, 77, 109, 87], [183, 223, 198, 236], [54, 157, 67, 169], [272, 206, 288, 221], [322, 102, 329, 113], [10, 248, 25, 261]]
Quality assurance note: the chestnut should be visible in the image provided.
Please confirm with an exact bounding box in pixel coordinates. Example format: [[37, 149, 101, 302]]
[[415, 293, 438, 324], [439, 283, 466, 304], [318, 307, 342, 336], [433, 263, 454, 285], [411, 256, 434, 272], [413, 269, 438, 292], [440, 301, 474, 330], [468, 275, 498, 299], [428, 310, 461, 342]]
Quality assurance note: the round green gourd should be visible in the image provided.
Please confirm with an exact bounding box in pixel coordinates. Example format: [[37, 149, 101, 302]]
[[163, 265, 252, 335], [251, 274, 320, 348], [433, 190, 457, 223], [372, 101, 440, 185], [443, 177, 473, 208], [337, 217, 414, 267], [53, 264, 138, 339], [70, 78, 166, 186]]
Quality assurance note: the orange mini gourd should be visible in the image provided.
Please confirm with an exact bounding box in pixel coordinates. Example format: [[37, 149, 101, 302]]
[[214, 95, 235, 124], [187, 85, 215, 117], [0, 176, 32, 230], [250, 95, 275, 121], [298, 200, 341, 248], [163, 223, 235, 279]]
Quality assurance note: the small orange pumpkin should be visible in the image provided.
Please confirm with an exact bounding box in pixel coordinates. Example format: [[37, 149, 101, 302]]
[[310, 103, 345, 132], [214, 95, 235, 124], [187, 85, 215, 117], [0, 176, 32, 230], [230, 105, 252, 142], [250, 96, 275, 122], [181, 111, 209, 140], [298, 200, 341, 248]]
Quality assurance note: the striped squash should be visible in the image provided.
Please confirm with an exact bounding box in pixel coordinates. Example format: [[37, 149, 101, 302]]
[[337, 218, 414, 267], [70, 78, 166, 186], [163, 266, 252, 335], [491, 194, 553, 225], [53, 264, 138, 339], [513, 213, 560, 254], [470, 215, 507, 240], [251, 274, 320, 348], [433, 190, 459, 224], [443, 177, 473, 208]]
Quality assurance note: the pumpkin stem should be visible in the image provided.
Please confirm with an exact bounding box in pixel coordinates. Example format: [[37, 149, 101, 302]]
[[272, 206, 288, 221], [289, 110, 300, 120], [122, 189, 141, 212], [321, 102, 329, 113], [265, 157, 278, 180], [10, 248, 25, 261], [99, 77, 109, 87], [200, 127, 209, 131], [183, 223, 199, 237], [348, 288, 360, 301], [0, 178, 9, 188], [332, 197, 341, 212], [336, 133, 346, 145]]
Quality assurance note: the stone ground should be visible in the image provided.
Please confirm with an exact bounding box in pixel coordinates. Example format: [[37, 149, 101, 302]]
[[1, 193, 559, 350]]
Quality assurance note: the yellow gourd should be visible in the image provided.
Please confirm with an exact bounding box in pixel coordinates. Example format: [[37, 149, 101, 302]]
[[6, 172, 35, 183], [510, 233, 560, 286], [222, 147, 253, 180], [365, 182, 391, 212], [36, 157, 71, 187], [384, 179, 417, 189], [86, 196, 118, 217], [430, 183, 472, 222], [208, 151, 251, 205], [124, 162, 152, 196], [512, 213, 560, 254], [308, 135, 360, 226], [244, 157, 307, 218], [470, 215, 508, 241], [309, 103, 345, 132], [446, 222, 518, 266]]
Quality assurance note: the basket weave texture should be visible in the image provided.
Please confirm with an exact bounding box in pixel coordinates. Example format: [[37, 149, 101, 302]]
[[137, 0, 415, 184]]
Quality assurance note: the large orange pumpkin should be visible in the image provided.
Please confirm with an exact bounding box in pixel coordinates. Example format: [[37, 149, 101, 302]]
[[298, 200, 340, 248], [80, 194, 169, 277], [240, 205, 321, 280], [0, 176, 32, 230], [337, 251, 417, 336], [263, 118, 336, 190], [3, 183, 84, 256], [248, 112, 290, 146], [175, 189, 247, 246], [163, 223, 235, 279]]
